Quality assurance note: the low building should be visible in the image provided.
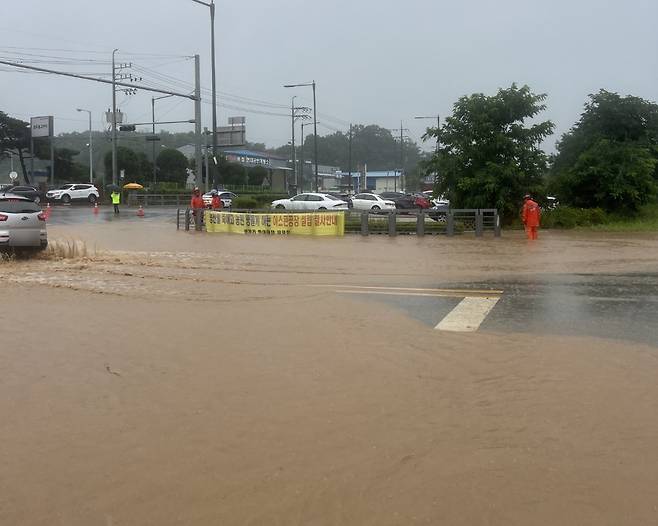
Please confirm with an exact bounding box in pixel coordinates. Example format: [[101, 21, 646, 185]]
[[336, 170, 402, 193]]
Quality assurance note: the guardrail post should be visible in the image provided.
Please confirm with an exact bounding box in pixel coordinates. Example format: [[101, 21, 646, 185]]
[[494, 209, 501, 237], [185, 208, 190, 231], [416, 211, 425, 236], [446, 211, 454, 236], [475, 210, 484, 237], [195, 210, 203, 231], [360, 211, 369, 236], [176, 208, 180, 230], [388, 211, 397, 236]]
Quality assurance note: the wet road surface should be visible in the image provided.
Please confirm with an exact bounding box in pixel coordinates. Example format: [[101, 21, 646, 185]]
[[43, 206, 658, 346], [343, 273, 658, 346]]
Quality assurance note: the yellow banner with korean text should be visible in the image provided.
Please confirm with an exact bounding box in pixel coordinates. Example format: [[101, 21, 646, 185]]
[[205, 211, 345, 236]]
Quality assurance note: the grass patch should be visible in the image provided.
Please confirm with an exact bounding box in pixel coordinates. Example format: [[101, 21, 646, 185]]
[[583, 204, 658, 232]]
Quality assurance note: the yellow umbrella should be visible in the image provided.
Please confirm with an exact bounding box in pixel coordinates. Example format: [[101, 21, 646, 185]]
[[123, 183, 144, 190]]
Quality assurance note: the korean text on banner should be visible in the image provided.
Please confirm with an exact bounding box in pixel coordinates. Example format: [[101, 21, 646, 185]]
[[205, 211, 345, 236]]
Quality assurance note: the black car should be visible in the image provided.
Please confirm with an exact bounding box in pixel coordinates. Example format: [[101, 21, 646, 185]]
[[2, 185, 43, 204], [378, 191, 416, 210]]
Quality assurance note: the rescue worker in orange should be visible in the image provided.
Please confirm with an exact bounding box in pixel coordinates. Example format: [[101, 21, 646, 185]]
[[521, 194, 541, 240], [210, 189, 223, 210], [190, 187, 205, 227]]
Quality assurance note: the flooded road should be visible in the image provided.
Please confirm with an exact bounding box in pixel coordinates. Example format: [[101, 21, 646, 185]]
[[2, 210, 658, 525]]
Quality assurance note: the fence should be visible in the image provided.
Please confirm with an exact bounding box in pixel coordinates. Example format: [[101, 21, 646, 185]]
[[177, 208, 501, 237]]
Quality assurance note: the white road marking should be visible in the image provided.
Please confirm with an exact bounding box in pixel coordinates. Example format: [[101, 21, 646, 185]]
[[337, 290, 498, 299], [317, 284, 504, 295], [435, 297, 500, 332]]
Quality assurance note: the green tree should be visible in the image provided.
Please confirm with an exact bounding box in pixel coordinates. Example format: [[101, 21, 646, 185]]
[[247, 165, 268, 185], [53, 148, 86, 182], [425, 84, 554, 220], [549, 90, 658, 212], [104, 146, 141, 184], [0, 111, 31, 183], [156, 148, 188, 184]]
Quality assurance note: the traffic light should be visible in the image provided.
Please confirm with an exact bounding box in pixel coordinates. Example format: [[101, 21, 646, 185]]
[[119, 125, 136, 132]]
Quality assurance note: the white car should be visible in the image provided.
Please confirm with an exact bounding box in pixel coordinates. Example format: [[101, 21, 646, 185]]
[[202, 190, 237, 208], [0, 195, 47, 252], [271, 193, 348, 211], [351, 192, 396, 212], [46, 184, 99, 204]]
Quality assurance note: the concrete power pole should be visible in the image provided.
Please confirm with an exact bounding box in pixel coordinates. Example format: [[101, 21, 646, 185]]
[[111, 48, 118, 186], [194, 54, 204, 192]]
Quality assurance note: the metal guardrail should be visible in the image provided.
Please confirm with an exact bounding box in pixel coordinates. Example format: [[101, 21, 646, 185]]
[[177, 208, 501, 237]]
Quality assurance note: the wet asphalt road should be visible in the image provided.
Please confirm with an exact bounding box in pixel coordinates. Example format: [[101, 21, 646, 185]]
[[44, 206, 658, 347], [360, 274, 658, 347], [45, 204, 178, 225]]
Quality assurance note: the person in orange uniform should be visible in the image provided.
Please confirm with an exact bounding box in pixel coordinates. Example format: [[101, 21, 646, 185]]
[[521, 194, 541, 240], [190, 187, 205, 227], [210, 189, 223, 210]]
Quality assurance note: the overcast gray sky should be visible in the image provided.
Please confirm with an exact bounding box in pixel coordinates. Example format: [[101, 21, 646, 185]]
[[2, 0, 657, 152]]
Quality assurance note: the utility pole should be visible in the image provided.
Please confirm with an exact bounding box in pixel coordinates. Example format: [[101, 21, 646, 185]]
[[399, 120, 403, 192], [194, 54, 204, 192], [312, 80, 318, 192], [291, 96, 296, 193], [348, 123, 353, 193], [390, 121, 409, 192], [111, 48, 118, 186], [204, 127, 210, 188]]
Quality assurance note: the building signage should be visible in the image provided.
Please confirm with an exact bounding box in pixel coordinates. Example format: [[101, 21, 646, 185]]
[[30, 116, 53, 138]]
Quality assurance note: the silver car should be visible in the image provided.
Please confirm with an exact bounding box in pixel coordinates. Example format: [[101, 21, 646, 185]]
[[0, 195, 48, 252]]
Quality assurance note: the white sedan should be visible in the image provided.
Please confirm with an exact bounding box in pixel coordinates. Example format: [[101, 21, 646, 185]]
[[202, 191, 237, 207], [271, 193, 348, 211], [351, 192, 396, 211]]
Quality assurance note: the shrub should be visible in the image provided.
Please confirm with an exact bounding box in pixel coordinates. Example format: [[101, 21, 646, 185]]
[[232, 196, 259, 209], [542, 206, 607, 229]]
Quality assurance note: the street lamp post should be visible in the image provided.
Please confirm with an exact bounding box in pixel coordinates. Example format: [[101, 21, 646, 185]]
[[190, 0, 217, 183], [76, 108, 93, 183], [414, 114, 440, 152], [284, 81, 318, 191]]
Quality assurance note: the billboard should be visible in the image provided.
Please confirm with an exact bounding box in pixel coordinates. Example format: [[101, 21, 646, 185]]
[[30, 116, 53, 138], [216, 126, 246, 147]]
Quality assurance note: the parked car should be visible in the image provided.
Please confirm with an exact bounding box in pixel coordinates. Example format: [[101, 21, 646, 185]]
[[202, 190, 237, 208], [46, 184, 99, 204], [0, 195, 47, 252], [351, 192, 396, 212], [428, 198, 451, 222], [271, 193, 349, 211], [3, 185, 43, 204], [378, 191, 417, 210], [411, 193, 431, 209], [326, 192, 353, 208]]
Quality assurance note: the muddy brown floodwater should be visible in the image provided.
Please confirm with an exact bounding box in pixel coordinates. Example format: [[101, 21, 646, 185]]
[[1, 222, 658, 525]]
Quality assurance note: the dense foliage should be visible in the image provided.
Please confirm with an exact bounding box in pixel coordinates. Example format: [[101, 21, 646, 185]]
[[424, 84, 554, 220], [549, 91, 658, 212]]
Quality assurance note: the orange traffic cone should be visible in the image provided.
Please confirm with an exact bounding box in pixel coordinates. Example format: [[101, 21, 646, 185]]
[[93, 202, 99, 215], [137, 205, 145, 217], [43, 203, 52, 220]]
